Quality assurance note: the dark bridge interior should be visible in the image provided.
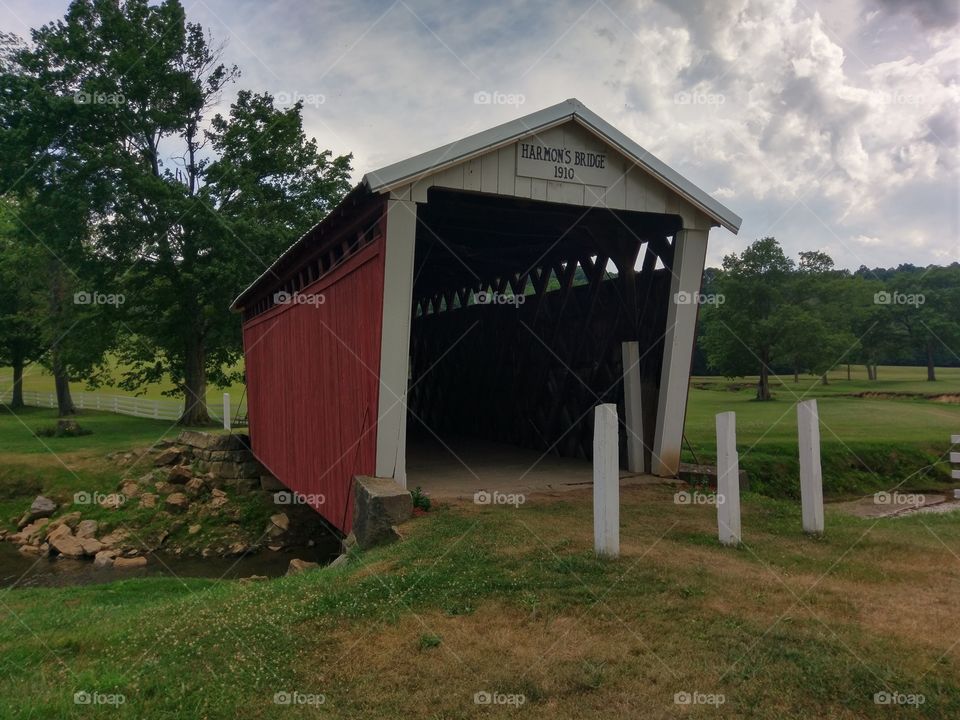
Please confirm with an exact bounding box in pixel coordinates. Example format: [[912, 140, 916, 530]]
[[406, 188, 681, 463]]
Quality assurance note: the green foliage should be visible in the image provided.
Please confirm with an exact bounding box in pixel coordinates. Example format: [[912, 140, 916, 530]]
[[1, 1, 353, 424], [410, 485, 432, 511]]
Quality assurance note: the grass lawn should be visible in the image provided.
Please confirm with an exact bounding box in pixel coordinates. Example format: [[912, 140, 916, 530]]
[[1, 485, 958, 718], [684, 366, 960, 498], [0, 407, 183, 533], [1, 364, 958, 717]]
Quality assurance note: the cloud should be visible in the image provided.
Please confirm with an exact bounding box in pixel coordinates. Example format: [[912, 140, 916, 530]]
[[5, 0, 958, 272], [872, 0, 960, 29]]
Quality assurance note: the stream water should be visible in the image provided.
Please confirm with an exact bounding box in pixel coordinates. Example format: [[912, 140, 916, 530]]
[[0, 539, 341, 589]]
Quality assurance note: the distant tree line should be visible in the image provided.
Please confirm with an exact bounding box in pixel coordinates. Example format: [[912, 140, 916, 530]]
[[694, 237, 960, 400], [0, 1, 352, 423]]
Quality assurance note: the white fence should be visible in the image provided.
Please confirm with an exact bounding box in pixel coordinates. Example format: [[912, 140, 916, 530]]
[[0, 389, 246, 424]]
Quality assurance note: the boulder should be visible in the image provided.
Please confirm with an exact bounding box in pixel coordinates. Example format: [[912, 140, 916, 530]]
[[139, 493, 157, 509], [99, 529, 129, 549], [48, 511, 82, 530], [184, 477, 208, 497], [154, 481, 177, 496], [20, 495, 57, 526], [120, 481, 140, 499], [46, 523, 73, 542], [49, 531, 85, 558], [227, 542, 249, 556], [75, 520, 99, 539], [266, 513, 289, 541], [14, 518, 49, 544], [153, 447, 182, 466], [165, 493, 189, 514], [79, 537, 103, 556], [168, 465, 193, 484], [177, 430, 248, 452], [19, 544, 43, 556], [286, 558, 319, 576], [210, 461, 242, 479], [93, 550, 116, 568], [351, 476, 413, 549], [113, 556, 147, 569], [188, 524, 202, 535]]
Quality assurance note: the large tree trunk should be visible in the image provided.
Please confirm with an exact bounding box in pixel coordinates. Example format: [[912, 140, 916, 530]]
[[180, 332, 210, 425], [793, 366, 799, 384], [872, 364, 878, 381], [757, 354, 772, 401], [820, 372, 829, 385], [10, 350, 25, 409], [926, 340, 936, 381], [846, 363, 851, 381], [866, 364, 874, 381], [52, 353, 75, 416]]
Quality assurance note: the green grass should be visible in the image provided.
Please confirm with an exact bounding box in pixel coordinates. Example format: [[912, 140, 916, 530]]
[[684, 365, 960, 498], [0, 365, 958, 717], [0, 407, 181, 530], [1, 486, 958, 718]]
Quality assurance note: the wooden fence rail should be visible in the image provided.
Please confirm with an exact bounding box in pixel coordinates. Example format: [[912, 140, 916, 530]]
[[0, 389, 246, 425]]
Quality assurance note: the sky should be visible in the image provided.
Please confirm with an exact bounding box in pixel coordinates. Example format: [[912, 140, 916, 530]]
[[2, 0, 958, 270]]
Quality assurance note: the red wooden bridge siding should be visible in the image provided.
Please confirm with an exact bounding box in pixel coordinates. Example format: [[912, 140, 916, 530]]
[[242, 236, 386, 534]]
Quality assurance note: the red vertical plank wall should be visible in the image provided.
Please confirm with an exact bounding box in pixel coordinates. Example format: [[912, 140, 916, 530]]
[[241, 237, 385, 534]]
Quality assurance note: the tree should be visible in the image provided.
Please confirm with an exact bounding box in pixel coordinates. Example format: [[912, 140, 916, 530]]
[[701, 237, 795, 400], [0, 199, 45, 408], [11, 1, 352, 424], [0, 26, 118, 415], [883, 266, 960, 381]]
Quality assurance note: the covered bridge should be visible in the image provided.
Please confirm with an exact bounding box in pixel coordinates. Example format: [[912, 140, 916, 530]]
[[231, 98, 741, 533]]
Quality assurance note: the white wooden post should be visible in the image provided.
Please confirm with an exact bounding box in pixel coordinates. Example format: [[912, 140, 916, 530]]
[[222, 392, 231, 431], [798, 400, 824, 535], [621, 341, 645, 473], [951, 435, 960, 482], [652, 228, 709, 476], [715, 411, 741, 546], [375, 198, 417, 488], [593, 403, 620, 557]]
